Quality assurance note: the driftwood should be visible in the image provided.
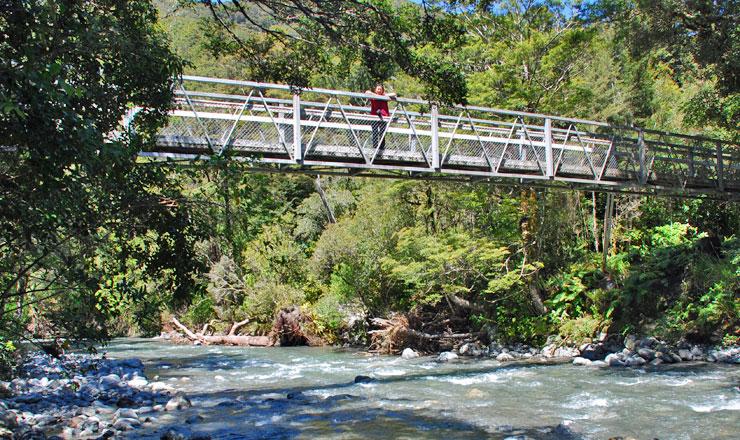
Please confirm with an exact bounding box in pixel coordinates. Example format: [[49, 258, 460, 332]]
[[369, 316, 484, 354], [228, 318, 251, 336], [171, 317, 271, 346]]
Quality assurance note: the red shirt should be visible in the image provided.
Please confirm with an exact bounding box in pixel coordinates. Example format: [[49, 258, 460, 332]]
[[370, 97, 390, 117]]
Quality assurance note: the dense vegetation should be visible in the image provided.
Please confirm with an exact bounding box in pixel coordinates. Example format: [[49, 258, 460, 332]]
[[1, 0, 737, 375]]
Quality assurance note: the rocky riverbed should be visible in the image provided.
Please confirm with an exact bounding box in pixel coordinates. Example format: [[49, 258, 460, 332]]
[[0, 336, 738, 440], [0, 353, 201, 440], [424, 335, 740, 369]]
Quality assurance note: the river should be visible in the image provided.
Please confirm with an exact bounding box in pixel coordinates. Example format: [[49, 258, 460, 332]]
[[103, 339, 739, 439]]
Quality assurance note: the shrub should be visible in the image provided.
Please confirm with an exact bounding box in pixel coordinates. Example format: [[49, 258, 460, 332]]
[[558, 314, 608, 344]]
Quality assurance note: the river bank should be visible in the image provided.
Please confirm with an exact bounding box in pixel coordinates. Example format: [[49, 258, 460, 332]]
[[1, 337, 739, 439], [0, 352, 203, 440]]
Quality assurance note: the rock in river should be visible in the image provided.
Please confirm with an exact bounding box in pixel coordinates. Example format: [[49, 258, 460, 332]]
[[165, 393, 192, 411], [436, 352, 459, 362], [401, 348, 419, 359]]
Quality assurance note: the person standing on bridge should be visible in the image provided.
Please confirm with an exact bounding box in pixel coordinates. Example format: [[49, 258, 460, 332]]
[[365, 84, 396, 151]]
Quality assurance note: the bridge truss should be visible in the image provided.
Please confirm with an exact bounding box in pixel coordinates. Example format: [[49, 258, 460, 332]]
[[135, 76, 739, 200]]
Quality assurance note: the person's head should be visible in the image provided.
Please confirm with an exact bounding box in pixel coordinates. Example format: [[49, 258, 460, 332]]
[[374, 84, 385, 95]]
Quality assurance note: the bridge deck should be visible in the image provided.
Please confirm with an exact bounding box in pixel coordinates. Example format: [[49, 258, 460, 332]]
[[135, 76, 739, 199]]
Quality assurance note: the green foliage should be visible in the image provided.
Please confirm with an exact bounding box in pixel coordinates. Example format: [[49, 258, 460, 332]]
[[176, 0, 468, 102], [309, 292, 345, 343], [0, 339, 17, 380], [182, 294, 216, 329], [0, 0, 198, 347], [558, 314, 607, 344], [383, 226, 515, 308], [3, 0, 737, 356], [240, 282, 305, 330]]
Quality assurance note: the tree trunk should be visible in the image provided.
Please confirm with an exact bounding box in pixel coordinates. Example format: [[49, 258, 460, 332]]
[[314, 175, 336, 224], [445, 293, 486, 314], [528, 283, 547, 315], [592, 191, 599, 252]]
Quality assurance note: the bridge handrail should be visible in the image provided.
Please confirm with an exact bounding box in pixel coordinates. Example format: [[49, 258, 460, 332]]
[[180, 75, 739, 147]]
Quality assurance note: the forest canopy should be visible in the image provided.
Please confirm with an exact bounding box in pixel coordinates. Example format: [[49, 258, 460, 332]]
[[0, 0, 737, 369]]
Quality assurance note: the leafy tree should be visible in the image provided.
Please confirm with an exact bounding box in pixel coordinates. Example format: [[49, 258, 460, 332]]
[[587, 0, 739, 133], [179, 0, 468, 102], [0, 0, 194, 345]]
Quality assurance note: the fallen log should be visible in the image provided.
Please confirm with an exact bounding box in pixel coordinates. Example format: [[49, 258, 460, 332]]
[[171, 317, 271, 346], [228, 318, 251, 336]]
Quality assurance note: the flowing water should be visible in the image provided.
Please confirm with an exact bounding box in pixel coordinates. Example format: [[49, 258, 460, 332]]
[[104, 339, 739, 439]]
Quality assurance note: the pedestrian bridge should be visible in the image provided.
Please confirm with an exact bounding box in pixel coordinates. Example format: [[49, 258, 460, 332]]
[[135, 75, 739, 199]]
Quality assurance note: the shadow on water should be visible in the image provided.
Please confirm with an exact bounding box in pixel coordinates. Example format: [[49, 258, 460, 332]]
[[134, 389, 585, 440]]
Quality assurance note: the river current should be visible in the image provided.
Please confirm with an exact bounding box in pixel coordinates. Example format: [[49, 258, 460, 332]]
[[104, 339, 739, 439]]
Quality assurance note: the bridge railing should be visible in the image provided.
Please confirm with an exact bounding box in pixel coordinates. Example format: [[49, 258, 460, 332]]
[[139, 75, 739, 197]]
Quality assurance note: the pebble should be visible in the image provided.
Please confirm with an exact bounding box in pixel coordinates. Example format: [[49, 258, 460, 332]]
[[1, 352, 186, 439]]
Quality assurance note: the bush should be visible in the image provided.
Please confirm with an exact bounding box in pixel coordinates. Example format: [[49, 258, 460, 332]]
[[240, 281, 305, 330], [0, 339, 17, 380], [558, 314, 608, 344], [309, 292, 345, 343]]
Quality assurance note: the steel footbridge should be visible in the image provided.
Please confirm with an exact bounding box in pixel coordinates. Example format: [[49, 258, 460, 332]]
[[135, 76, 739, 199]]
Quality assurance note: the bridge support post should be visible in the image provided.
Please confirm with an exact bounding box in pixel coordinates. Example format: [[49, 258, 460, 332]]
[[638, 130, 647, 185], [716, 142, 725, 191], [544, 118, 554, 178], [431, 104, 440, 170], [601, 193, 615, 273], [293, 92, 303, 164]]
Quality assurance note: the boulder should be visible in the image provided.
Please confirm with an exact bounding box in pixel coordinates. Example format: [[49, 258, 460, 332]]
[[165, 393, 192, 411], [637, 348, 656, 361], [149, 381, 174, 392], [161, 429, 186, 440], [127, 377, 148, 389], [496, 352, 515, 362], [98, 374, 121, 390], [605, 353, 626, 367], [401, 348, 419, 360], [458, 343, 483, 357], [112, 418, 140, 431], [636, 337, 658, 349], [690, 346, 704, 360], [353, 375, 376, 384], [572, 357, 592, 366], [0, 410, 18, 429], [626, 356, 646, 367], [113, 408, 138, 422], [579, 344, 606, 361], [436, 352, 458, 363], [678, 349, 692, 361], [553, 346, 579, 358], [623, 334, 637, 350]]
